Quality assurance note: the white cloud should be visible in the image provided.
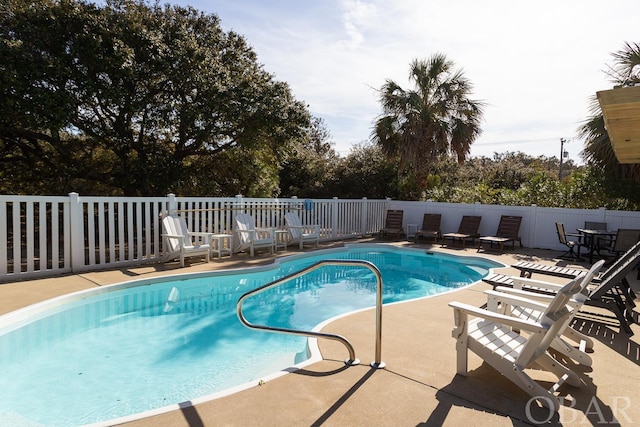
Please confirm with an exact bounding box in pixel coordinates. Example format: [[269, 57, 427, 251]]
[[338, 0, 379, 47], [178, 0, 638, 161]]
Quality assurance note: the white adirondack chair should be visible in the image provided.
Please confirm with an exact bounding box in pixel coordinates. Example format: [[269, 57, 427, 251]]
[[449, 276, 585, 412], [284, 212, 320, 249], [485, 259, 605, 367], [161, 215, 212, 267], [233, 213, 275, 256]]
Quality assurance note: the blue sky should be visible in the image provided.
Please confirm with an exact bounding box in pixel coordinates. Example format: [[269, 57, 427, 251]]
[[164, 1, 636, 161]]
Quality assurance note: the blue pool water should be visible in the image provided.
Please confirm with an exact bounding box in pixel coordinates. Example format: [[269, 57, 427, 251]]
[[0, 245, 501, 426]]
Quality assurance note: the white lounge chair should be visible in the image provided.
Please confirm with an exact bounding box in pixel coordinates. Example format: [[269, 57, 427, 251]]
[[233, 213, 275, 256], [449, 276, 585, 412], [284, 212, 320, 249], [485, 259, 605, 367], [161, 215, 212, 267]]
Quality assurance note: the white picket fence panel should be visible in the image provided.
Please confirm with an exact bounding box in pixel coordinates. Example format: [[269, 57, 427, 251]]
[[1, 193, 639, 282]]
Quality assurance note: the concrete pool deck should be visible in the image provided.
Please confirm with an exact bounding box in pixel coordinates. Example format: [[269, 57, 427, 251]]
[[1, 239, 639, 426]]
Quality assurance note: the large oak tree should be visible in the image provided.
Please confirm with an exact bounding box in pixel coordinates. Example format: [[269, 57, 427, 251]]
[[0, 0, 310, 196]]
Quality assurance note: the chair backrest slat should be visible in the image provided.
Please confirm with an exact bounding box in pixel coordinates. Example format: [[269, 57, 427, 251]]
[[285, 212, 302, 239], [495, 215, 522, 238], [457, 215, 481, 235], [517, 275, 585, 365], [162, 216, 182, 252], [556, 222, 568, 245], [420, 213, 441, 232], [612, 229, 640, 253], [384, 210, 404, 229], [234, 213, 255, 244], [600, 240, 640, 281], [590, 240, 640, 299]]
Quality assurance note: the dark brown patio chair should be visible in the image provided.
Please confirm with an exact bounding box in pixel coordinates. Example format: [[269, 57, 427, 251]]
[[509, 240, 640, 333], [440, 215, 481, 247], [415, 213, 441, 243], [598, 228, 640, 261], [555, 222, 584, 261], [581, 221, 609, 255], [379, 209, 404, 239], [477, 215, 522, 252]]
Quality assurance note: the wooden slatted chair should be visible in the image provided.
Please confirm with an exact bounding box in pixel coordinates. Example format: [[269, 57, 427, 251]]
[[449, 277, 585, 412], [379, 210, 404, 239], [440, 215, 482, 247], [598, 228, 640, 261], [490, 241, 640, 334], [477, 215, 522, 252], [415, 213, 441, 243]]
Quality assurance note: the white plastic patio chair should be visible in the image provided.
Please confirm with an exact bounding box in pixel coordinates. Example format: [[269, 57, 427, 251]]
[[284, 212, 320, 249], [485, 259, 605, 367], [449, 276, 585, 412], [161, 215, 212, 267], [233, 213, 275, 256]]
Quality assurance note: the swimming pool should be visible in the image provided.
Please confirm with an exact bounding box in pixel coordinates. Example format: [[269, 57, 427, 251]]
[[0, 244, 502, 426]]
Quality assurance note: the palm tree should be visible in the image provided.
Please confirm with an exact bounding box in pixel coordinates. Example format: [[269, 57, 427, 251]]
[[372, 54, 485, 188], [580, 42, 640, 180]]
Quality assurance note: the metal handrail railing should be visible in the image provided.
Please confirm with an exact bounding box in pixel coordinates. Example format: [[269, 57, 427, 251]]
[[236, 259, 385, 368]]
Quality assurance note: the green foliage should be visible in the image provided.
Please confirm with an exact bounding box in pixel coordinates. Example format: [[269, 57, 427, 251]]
[[372, 54, 485, 188], [419, 154, 639, 210], [0, 0, 310, 196], [331, 142, 399, 199], [278, 118, 341, 198], [578, 41, 640, 181]]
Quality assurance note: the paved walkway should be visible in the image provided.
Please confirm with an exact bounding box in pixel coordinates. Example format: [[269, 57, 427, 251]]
[[2, 240, 639, 426]]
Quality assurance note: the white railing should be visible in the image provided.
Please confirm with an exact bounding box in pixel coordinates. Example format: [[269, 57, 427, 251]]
[[2, 193, 639, 282], [0, 194, 387, 281]]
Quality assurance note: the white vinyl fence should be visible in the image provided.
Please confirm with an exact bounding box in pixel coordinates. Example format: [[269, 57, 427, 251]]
[[2, 193, 639, 282]]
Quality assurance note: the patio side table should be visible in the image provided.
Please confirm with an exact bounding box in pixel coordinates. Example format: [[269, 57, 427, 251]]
[[211, 234, 233, 259], [274, 229, 289, 251]]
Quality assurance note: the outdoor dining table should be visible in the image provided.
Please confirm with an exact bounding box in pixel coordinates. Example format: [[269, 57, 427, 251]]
[[577, 228, 617, 263]]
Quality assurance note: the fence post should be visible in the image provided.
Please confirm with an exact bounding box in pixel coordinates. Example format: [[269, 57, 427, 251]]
[[234, 194, 244, 214], [167, 193, 177, 216], [361, 197, 368, 237], [599, 207, 607, 223], [332, 197, 339, 239], [529, 204, 538, 248], [68, 192, 84, 272]]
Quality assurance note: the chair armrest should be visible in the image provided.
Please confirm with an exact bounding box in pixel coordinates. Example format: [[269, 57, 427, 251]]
[[235, 229, 257, 240], [483, 290, 552, 312], [448, 301, 546, 334], [255, 227, 275, 238], [287, 224, 320, 233], [566, 232, 584, 243], [509, 276, 567, 292], [162, 233, 186, 247], [490, 287, 584, 308]]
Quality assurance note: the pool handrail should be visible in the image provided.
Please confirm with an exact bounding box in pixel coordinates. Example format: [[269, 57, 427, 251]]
[[236, 259, 386, 369]]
